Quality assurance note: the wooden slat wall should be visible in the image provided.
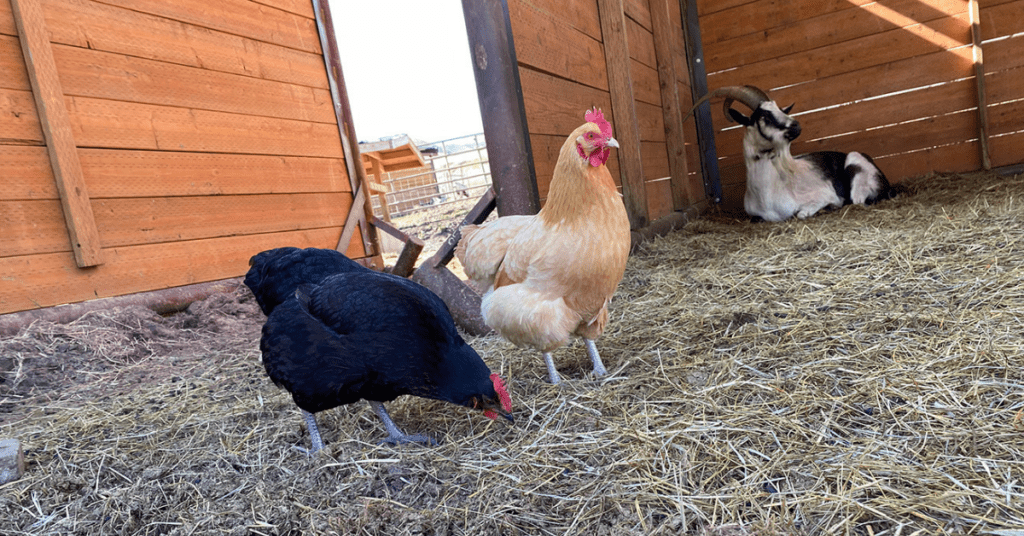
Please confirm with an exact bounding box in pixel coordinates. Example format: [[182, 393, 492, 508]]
[[698, 0, 1024, 208], [0, 0, 367, 315], [508, 0, 702, 225]]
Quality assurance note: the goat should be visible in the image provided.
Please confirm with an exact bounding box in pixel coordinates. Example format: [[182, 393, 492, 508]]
[[688, 85, 895, 222]]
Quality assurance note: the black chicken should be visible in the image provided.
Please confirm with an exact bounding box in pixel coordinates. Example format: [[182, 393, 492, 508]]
[[244, 247, 513, 452]]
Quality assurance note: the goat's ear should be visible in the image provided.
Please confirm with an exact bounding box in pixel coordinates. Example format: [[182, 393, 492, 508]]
[[727, 108, 752, 126], [781, 103, 795, 115]]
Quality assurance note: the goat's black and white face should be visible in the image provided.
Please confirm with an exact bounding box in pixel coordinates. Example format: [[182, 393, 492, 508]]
[[729, 102, 801, 149]]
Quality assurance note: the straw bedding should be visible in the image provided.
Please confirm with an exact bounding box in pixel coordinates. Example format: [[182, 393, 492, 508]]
[[1, 171, 1022, 535]]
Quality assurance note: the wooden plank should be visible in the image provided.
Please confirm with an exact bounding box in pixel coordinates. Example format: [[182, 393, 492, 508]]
[[705, 0, 965, 69], [978, 0, 1024, 40], [623, 0, 651, 31], [79, 150, 350, 198], [630, 58, 662, 106], [63, 96, 344, 157], [0, 0, 14, 35], [42, 0, 328, 89], [0, 34, 29, 91], [0, 146, 55, 200], [507, 0, 608, 91], [986, 35, 1024, 74], [0, 227, 348, 315], [700, 0, 873, 45], [708, 13, 972, 94], [12, 0, 102, 267], [0, 88, 44, 144], [989, 130, 1024, 169], [598, 0, 648, 228], [696, 0, 757, 17], [92, 0, 322, 53], [988, 96, 1024, 135], [2, 193, 352, 256], [636, 101, 666, 142], [508, 0, 601, 41], [650, 0, 693, 209], [519, 68, 613, 136], [251, 0, 315, 19], [51, 44, 336, 123], [625, 15, 655, 68]]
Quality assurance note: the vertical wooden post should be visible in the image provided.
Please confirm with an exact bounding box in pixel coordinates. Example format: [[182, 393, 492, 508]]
[[680, 0, 721, 203], [650, 0, 692, 210], [313, 0, 380, 260], [597, 0, 649, 229], [969, 0, 991, 170], [12, 0, 103, 267], [462, 0, 540, 217]]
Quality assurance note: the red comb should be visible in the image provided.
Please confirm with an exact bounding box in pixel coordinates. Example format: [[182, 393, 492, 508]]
[[585, 108, 613, 138], [483, 372, 512, 420]]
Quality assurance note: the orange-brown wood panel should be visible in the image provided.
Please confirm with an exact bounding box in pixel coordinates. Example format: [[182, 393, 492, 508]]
[[90, 0, 321, 53], [0, 0, 12, 35], [520, 68, 613, 136], [80, 150, 351, 198], [988, 97, 1024, 136], [508, 0, 608, 91], [989, 131, 1024, 169], [705, 0, 966, 70], [979, 0, 1024, 39], [625, 15, 655, 68], [51, 44, 336, 123], [0, 146, 54, 199], [509, 0, 602, 41], [636, 100, 665, 142], [640, 140, 669, 180], [0, 227, 346, 315], [707, 13, 972, 94], [873, 140, 981, 178], [251, 0, 314, 19], [700, 0, 873, 45], [41, 0, 328, 89], [3, 192, 352, 256], [623, 0, 651, 31], [630, 58, 661, 107], [63, 96, 344, 157], [645, 178, 673, 221], [3, 147, 351, 200], [0, 34, 28, 90], [0, 88, 44, 144]]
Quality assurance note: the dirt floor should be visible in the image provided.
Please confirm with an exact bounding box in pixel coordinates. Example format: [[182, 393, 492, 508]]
[[2, 171, 1023, 535]]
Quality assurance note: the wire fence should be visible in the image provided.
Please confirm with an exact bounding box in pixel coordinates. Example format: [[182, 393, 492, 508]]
[[371, 133, 492, 226]]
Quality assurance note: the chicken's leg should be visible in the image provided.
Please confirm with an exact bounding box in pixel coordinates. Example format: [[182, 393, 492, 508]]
[[302, 409, 325, 454], [584, 338, 607, 377], [543, 352, 561, 385], [370, 401, 437, 446]]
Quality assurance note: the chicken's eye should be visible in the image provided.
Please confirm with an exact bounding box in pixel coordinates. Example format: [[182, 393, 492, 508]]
[[586, 132, 595, 139]]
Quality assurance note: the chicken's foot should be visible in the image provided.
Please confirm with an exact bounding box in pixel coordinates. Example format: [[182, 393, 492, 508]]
[[584, 338, 607, 377], [370, 401, 438, 446], [543, 352, 561, 385], [301, 409, 325, 454]]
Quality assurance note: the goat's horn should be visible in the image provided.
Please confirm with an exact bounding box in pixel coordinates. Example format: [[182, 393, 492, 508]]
[[682, 85, 771, 123]]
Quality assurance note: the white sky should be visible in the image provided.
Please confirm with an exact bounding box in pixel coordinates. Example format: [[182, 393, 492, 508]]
[[332, 0, 484, 144]]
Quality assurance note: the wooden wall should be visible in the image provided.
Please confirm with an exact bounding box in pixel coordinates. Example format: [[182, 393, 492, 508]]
[[507, 0, 705, 228], [0, 0, 373, 316], [698, 0, 1024, 208]]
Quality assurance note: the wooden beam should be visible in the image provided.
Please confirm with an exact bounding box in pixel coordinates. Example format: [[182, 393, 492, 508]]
[[969, 0, 991, 170], [598, 0, 649, 229], [462, 0, 540, 217], [369, 155, 391, 222], [12, 0, 103, 267], [650, 0, 691, 210], [680, 0, 721, 203]]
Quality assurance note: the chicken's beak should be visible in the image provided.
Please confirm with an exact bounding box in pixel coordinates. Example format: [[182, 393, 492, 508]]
[[606, 137, 619, 148]]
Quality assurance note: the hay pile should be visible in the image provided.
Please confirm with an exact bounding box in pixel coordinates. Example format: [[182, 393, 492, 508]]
[[1, 171, 1022, 535]]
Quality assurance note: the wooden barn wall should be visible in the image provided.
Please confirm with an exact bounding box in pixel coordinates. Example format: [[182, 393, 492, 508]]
[[980, 0, 1024, 167], [0, 0, 369, 315], [507, 0, 704, 226], [697, 0, 1024, 208]]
